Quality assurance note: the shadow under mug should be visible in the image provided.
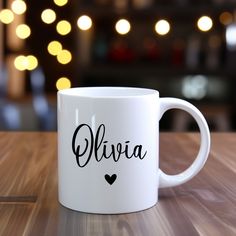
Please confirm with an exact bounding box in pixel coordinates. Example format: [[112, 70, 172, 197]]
[[57, 87, 210, 214]]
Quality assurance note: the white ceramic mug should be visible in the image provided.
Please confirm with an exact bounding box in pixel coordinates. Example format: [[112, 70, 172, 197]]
[[57, 87, 210, 214]]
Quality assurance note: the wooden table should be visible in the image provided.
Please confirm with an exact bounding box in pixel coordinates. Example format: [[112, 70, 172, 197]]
[[0, 132, 235, 236]]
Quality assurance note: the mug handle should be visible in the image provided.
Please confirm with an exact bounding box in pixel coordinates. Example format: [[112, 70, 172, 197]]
[[158, 98, 211, 188]]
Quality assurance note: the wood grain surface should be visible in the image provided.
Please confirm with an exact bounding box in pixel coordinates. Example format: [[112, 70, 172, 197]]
[[0, 132, 236, 236]]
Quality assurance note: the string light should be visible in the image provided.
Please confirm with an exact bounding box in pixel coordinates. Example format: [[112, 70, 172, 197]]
[[47, 41, 63, 56], [115, 19, 131, 35], [16, 24, 31, 39], [155, 20, 170, 35], [197, 16, 213, 32], [57, 49, 72, 64], [14, 55, 28, 71], [6, 2, 222, 93], [53, 0, 68, 7], [41, 9, 56, 24], [11, 0, 27, 15], [77, 15, 92, 30], [56, 20, 71, 35], [0, 9, 14, 24], [56, 77, 71, 90], [14, 55, 38, 71], [26, 55, 38, 70]]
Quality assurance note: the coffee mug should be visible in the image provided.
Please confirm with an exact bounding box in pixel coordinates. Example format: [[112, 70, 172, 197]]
[[57, 87, 210, 214]]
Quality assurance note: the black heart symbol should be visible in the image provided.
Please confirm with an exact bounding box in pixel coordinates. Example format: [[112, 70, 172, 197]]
[[105, 174, 117, 185]]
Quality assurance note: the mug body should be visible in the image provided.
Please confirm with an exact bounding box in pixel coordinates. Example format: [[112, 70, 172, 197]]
[[58, 87, 160, 214]]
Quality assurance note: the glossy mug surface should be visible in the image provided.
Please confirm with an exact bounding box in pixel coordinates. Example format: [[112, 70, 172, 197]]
[[57, 87, 210, 214]]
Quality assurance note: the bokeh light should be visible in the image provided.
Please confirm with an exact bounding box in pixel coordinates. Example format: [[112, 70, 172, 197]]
[[219, 12, 233, 26], [47, 41, 63, 56], [115, 19, 131, 35], [56, 20, 71, 35], [155, 19, 170, 35], [41, 9, 56, 24], [14, 55, 38, 71], [56, 77, 71, 90], [197, 16, 213, 32], [16, 24, 31, 39], [53, 0, 68, 7], [26, 55, 38, 70], [0, 9, 14, 24], [182, 75, 208, 100], [11, 0, 27, 15], [226, 24, 236, 50], [77, 15, 92, 30], [14, 55, 28, 71], [57, 50, 72, 64]]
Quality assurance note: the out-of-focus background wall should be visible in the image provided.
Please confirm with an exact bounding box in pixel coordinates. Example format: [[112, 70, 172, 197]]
[[0, 0, 236, 131]]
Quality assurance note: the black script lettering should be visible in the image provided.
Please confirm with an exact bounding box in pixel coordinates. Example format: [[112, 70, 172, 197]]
[[72, 124, 93, 167], [124, 141, 133, 159], [72, 123, 147, 168], [133, 145, 147, 159], [94, 124, 106, 162]]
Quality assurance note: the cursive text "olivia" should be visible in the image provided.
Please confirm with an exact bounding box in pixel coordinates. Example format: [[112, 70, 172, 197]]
[[72, 124, 147, 167]]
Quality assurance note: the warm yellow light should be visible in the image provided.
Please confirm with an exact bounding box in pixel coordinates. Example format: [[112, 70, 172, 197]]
[[11, 0, 27, 15], [115, 19, 131, 35], [53, 0, 68, 7], [155, 19, 170, 35], [47, 41, 63, 56], [0, 9, 14, 24], [14, 55, 38, 71], [219, 12, 233, 26], [26, 55, 38, 70], [41, 9, 56, 24], [77, 15, 92, 31], [57, 50, 72, 64], [14, 55, 28, 71], [197, 16, 213, 32], [56, 77, 71, 90], [56, 20, 71, 35], [16, 24, 31, 39]]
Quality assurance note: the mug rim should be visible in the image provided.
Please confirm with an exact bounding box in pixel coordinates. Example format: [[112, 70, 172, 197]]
[[58, 87, 159, 99]]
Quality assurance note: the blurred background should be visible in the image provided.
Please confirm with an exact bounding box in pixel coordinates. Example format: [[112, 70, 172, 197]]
[[0, 0, 236, 131]]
